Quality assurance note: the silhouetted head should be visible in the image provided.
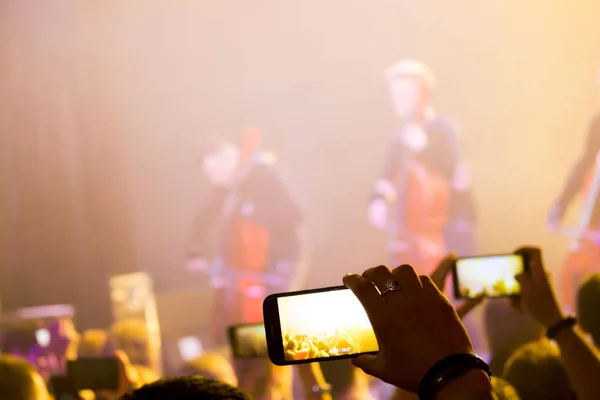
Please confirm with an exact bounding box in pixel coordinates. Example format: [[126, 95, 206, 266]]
[[120, 376, 251, 400]]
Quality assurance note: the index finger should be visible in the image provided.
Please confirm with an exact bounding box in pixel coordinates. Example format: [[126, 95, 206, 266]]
[[430, 253, 456, 290], [343, 273, 386, 326], [514, 246, 546, 281]]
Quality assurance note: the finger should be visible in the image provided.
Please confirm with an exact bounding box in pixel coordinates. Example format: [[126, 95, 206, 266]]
[[456, 295, 486, 319], [515, 273, 533, 294], [351, 353, 379, 377], [362, 265, 394, 293], [514, 246, 546, 280], [343, 274, 386, 324], [430, 253, 456, 291], [391, 264, 422, 295], [509, 295, 522, 312], [420, 275, 443, 295]]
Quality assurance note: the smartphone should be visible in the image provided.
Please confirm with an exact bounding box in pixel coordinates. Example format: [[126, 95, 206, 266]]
[[35, 328, 51, 348], [452, 253, 528, 299], [228, 323, 268, 359], [48, 376, 78, 400], [66, 358, 119, 391], [263, 286, 378, 366], [178, 336, 204, 361]]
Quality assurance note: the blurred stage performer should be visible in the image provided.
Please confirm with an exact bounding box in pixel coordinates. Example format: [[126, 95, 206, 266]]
[[548, 102, 600, 312], [368, 60, 477, 275], [186, 128, 304, 346]]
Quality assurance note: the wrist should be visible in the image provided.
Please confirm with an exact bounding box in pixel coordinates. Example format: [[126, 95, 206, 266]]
[[435, 370, 493, 400], [541, 310, 566, 329], [419, 354, 491, 400], [546, 316, 577, 340]]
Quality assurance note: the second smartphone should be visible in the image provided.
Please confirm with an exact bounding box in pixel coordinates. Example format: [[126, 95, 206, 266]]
[[263, 285, 378, 366], [452, 253, 528, 299]]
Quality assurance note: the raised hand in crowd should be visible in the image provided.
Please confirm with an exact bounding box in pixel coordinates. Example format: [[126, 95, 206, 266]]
[[514, 246, 600, 400], [429, 253, 486, 319], [344, 264, 496, 399]]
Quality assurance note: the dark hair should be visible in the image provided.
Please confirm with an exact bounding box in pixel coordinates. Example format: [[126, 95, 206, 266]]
[[504, 340, 574, 400], [119, 376, 251, 400], [483, 299, 544, 375], [0, 355, 44, 400], [577, 272, 600, 345]]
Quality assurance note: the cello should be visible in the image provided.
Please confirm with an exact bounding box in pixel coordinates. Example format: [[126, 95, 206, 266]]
[[387, 123, 452, 275], [557, 151, 600, 313]]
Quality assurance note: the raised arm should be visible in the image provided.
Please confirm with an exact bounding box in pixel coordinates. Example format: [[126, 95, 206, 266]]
[[515, 246, 600, 400]]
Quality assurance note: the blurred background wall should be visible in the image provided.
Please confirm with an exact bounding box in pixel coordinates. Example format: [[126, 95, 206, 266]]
[[0, 0, 599, 329]]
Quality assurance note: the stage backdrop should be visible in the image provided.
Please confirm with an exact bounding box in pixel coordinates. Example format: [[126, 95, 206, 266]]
[[1, 0, 599, 330]]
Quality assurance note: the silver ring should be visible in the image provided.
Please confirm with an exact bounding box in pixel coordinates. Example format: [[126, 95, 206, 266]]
[[380, 279, 402, 297]]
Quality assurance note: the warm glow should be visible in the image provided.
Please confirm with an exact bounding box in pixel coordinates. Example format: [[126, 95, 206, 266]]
[[277, 289, 378, 361]]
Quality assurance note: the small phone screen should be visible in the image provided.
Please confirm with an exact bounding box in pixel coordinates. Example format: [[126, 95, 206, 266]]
[[454, 254, 524, 298], [276, 288, 378, 362], [230, 324, 267, 358]]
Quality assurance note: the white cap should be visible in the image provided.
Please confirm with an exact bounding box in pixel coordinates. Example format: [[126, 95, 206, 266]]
[[384, 59, 436, 89]]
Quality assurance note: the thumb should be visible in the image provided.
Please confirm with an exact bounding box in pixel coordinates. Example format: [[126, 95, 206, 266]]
[[351, 354, 379, 376], [456, 295, 486, 319]]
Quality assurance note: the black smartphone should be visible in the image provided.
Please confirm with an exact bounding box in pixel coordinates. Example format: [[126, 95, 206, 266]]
[[263, 285, 378, 366], [66, 358, 119, 391], [227, 323, 268, 359], [452, 253, 528, 299], [48, 376, 78, 400]]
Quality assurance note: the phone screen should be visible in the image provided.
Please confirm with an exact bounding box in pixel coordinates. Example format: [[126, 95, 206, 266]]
[[228, 323, 267, 359], [264, 286, 378, 365], [453, 254, 525, 299]]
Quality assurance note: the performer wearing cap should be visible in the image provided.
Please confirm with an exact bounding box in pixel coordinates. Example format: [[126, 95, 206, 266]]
[[186, 129, 304, 346], [368, 60, 477, 275]]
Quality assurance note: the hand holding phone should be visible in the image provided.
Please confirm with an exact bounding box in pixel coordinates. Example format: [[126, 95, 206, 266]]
[[452, 253, 528, 299], [228, 323, 268, 359], [342, 265, 476, 392]]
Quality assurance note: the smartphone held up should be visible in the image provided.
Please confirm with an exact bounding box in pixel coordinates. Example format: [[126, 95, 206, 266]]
[[263, 285, 378, 366], [228, 323, 268, 359], [452, 253, 529, 299]]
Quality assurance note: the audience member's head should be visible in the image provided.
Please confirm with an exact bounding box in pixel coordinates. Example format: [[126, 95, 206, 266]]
[[78, 329, 109, 358], [180, 352, 237, 388], [577, 272, 600, 346], [119, 376, 251, 400], [110, 320, 152, 368], [491, 376, 520, 400], [483, 299, 545, 375], [504, 340, 574, 400], [0, 355, 49, 400]]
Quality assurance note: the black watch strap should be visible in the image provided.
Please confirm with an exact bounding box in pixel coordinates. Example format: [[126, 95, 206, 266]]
[[546, 316, 577, 339], [418, 353, 491, 400]]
